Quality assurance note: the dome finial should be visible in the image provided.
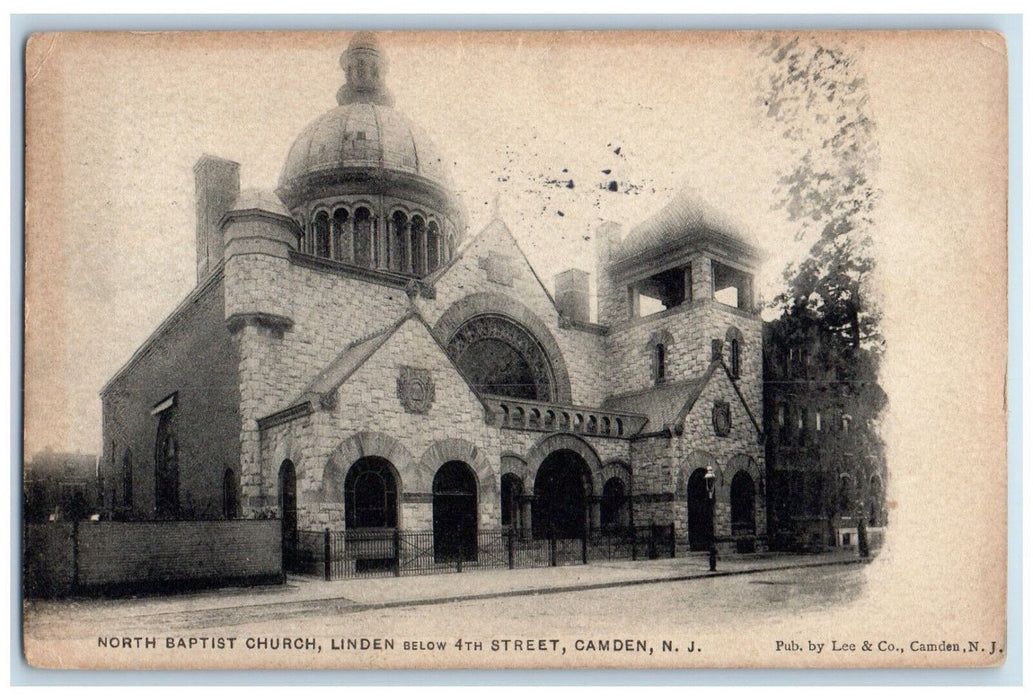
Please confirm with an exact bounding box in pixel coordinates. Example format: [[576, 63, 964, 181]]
[[336, 31, 395, 107]]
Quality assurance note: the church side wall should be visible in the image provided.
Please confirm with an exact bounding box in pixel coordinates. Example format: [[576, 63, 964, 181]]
[[100, 274, 241, 519]]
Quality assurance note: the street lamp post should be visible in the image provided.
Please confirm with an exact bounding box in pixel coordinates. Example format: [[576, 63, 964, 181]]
[[704, 466, 717, 572]]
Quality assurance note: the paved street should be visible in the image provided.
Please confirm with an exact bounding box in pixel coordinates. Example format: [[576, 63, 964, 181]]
[[22, 552, 873, 669]]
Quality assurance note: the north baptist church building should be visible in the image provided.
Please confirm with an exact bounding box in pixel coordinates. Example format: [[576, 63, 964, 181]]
[[100, 33, 767, 568]]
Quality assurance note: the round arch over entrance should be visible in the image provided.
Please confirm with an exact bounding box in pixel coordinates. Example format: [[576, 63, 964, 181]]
[[687, 467, 713, 552], [533, 449, 593, 539], [730, 470, 756, 536], [433, 461, 478, 562]]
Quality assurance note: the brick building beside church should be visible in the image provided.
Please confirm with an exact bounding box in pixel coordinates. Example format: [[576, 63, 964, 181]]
[[99, 33, 769, 569]]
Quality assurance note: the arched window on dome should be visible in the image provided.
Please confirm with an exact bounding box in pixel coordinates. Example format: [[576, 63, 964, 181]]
[[353, 207, 372, 268], [391, 211, 409, 273], [445, 227, 456, 262], [333, 208, 351, 263], [313, 211, 331, 259], [426, 221, 440, 273], [410, 215, 426, 276]]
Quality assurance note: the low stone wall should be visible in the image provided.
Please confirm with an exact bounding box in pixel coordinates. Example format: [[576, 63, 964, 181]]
[[23, 519, 282, 597]]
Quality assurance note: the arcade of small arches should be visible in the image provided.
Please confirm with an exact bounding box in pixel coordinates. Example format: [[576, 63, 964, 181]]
[[274, 436, 763, 555], [295, 200, 458, 278]]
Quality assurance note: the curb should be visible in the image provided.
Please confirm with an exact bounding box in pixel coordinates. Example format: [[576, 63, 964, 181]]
[[306, 556, 868, 615]]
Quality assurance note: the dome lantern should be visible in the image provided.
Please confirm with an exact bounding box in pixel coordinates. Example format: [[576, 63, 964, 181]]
[[336, 31, 394, 107]]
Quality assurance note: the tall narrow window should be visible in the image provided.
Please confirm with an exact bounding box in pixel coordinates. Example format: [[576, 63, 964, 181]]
[[353, 207, 372, 268], [655, 344, 666, 384], [121, 449, 133, 508], [815, 410, 822, 432], [154, 411, 179, 518], [730, 338, 741, 378], [391, 211, 408, 273], [332, 208, 351, 263], [222, 468, 237, 519], [427, 221, 440, 272], [314, 211, 331, 258], [410, 215, 426, 276]]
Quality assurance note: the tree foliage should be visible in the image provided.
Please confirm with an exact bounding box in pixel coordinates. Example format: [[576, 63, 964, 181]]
[[758, 37, 882, 354]]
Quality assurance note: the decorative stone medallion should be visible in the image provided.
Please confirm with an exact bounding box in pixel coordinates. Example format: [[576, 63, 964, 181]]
[[712, 400, 732, 437], [397, 366, 435, 414]]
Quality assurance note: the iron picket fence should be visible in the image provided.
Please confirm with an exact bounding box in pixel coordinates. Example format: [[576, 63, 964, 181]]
[[290, 523, 676, 581]]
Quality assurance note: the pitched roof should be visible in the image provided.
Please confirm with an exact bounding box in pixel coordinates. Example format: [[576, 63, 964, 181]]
[[291, 314, 409, 407], [613, 189, 761, 267], [602, 374, 710, 433]]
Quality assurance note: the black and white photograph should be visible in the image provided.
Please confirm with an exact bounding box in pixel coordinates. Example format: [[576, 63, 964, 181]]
[[20, 28, 1009, 670]]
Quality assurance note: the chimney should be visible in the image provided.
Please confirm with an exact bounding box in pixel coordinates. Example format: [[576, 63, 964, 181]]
[[194, 155, 240, 283], [594, 221, 622, 326], [555, 268, 590, 325]]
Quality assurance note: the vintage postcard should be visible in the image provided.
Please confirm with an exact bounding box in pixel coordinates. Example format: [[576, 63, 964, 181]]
[[21, 30, 1008, 670]]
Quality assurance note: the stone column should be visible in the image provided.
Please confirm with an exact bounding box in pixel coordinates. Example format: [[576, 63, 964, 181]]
[[589, 496, 602, 532], [519, 494, 534, 539]]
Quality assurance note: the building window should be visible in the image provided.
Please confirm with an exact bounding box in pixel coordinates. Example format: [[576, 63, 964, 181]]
[[345, 457, 398, 529], [353, 207, 373, 268], [427, 220, 441, 272], [815, 410, 822, 432], [655, 344, 666, 383], [222, 468, 237, 519], [798, 407, 808, 445], [154, 411, 179, 518], [729, 338, 741, 378], [332, 208, 351, 263], [314, 210, 332, 258], [391, 211, 409, 273], [121, 449, 133, 508]]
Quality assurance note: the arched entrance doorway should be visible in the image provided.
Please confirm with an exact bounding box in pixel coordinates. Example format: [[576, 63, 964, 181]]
[[730, 471, 756, 536], [600, 477, 628, 531], [433, 461, 478, 562], [687, 468, 713, 551], [533, 450, 592, 538], [278, 460, 297, 570]]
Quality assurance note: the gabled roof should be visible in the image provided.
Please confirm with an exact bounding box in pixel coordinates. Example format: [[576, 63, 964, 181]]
[[258, 308, 492, 429], [602, 359, 763, 439], [294, 315, 407, 406], [602, 374, 711, 433]]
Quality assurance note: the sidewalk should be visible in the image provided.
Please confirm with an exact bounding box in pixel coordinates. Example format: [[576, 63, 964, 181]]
[[26, 549, 867, 624]]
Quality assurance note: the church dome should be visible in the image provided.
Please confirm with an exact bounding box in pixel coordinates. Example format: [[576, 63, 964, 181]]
[[275, 33, 463, 279], [278, 102, 452, 196], [613, 189, 761, 267], [276, 31, 460, 224]]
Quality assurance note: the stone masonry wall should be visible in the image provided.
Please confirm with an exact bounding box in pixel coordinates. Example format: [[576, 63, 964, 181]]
[[423, 221, 610, 407], [260, 316, 502, 532]]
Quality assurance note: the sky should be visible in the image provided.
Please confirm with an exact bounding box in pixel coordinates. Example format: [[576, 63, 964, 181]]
[[25, 31, 815, 458], [23, 30, 1006, 468]]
